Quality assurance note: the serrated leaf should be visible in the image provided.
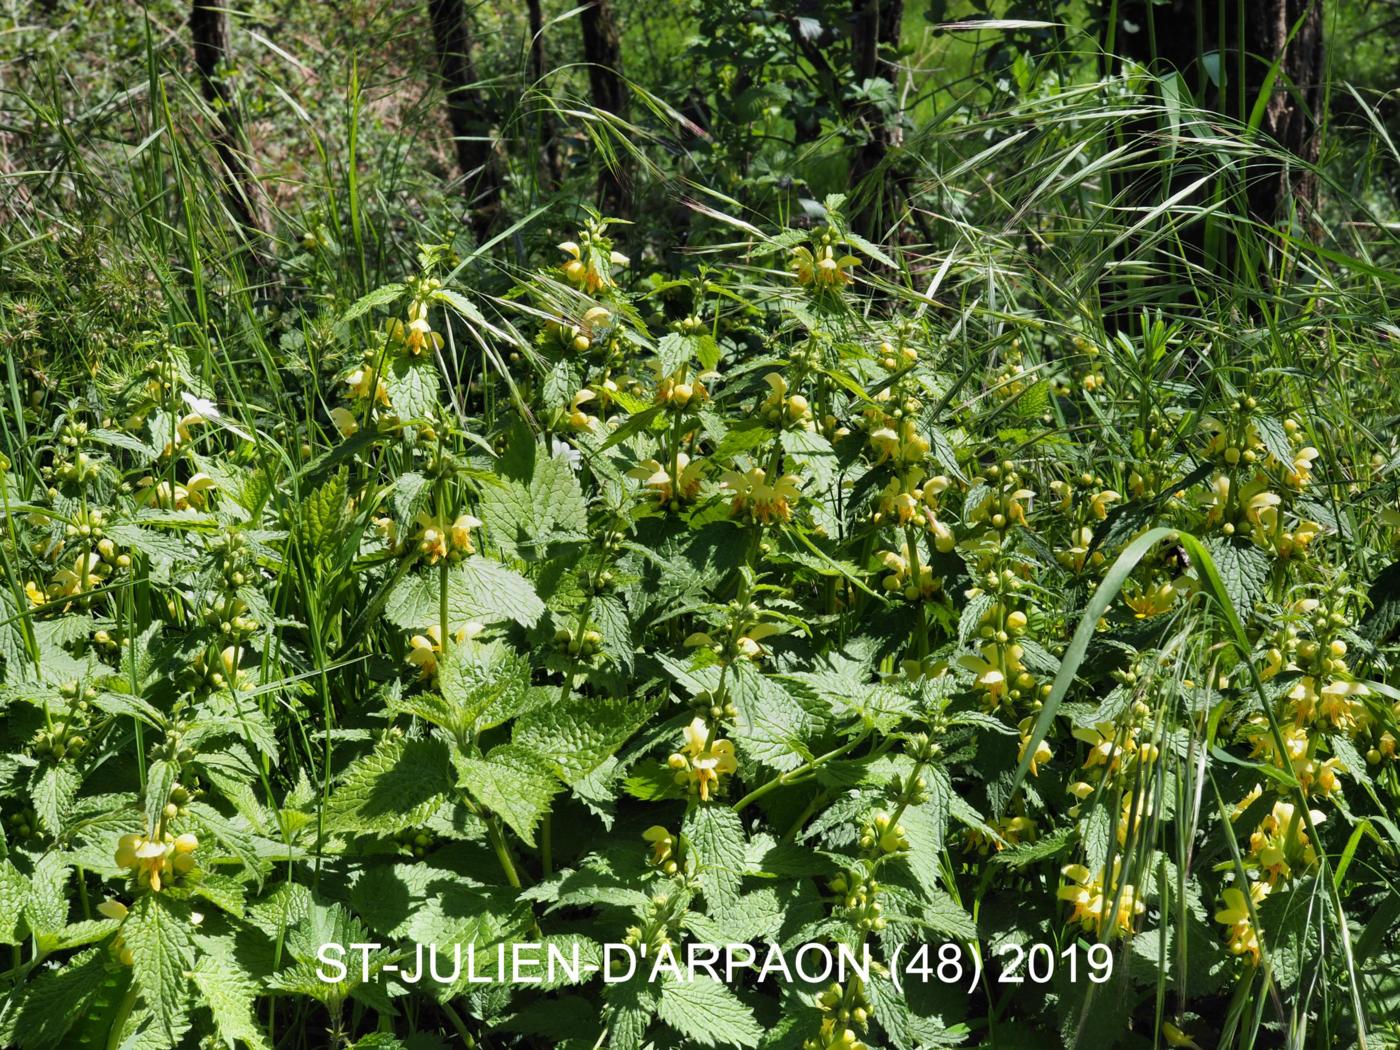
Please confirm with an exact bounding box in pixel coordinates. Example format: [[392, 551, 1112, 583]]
[[514, 694, 656, 785], [683, 804, 746, 911], [124, 894, 193, 1034], [326, 736, 452, 835], [0, 860, 27, 944], [8, 948, 115, 1050], [386, 355, 439, 422], [31, 764, 78, 836], [340, 283, 405, 325], [1202, 536, 1270, 618], [656, 976, 761, 1048], [189, 954, 270, 1050], [531, 449, 588, 536], [386, 558, 545, 631], [304, 468, 349, 558], [455, 744, 560, 846], [448, 556, 545, 627]]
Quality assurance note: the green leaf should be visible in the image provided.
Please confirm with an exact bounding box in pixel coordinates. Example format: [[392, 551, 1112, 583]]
[[683, 804, 746, 911], [326, 736, 452, 835], [386, 355, 440, 422], [189, 953, 271, 1050], [435, 641, 536, 733], [304, 467, 349, 559], [455, 744, 560, 846], [6, 948, 115, 1050], [1202, 536, 1270, 617], [0, 860, 27, 945], [514, 694, 657, 785], [531, 448, 588, 536], [124, 894, 194, 1034], [448, 557, 545, 627], [31, 764, 78, 836], [340, 283, 405, 325], [656, 976, 761, 1048], [386, 557, 545, 630]]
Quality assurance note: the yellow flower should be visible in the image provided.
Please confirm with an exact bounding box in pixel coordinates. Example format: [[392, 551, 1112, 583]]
[[1248, 800, 1324, 882], [1214, 881, 1270, 962], [115, 831, 197, 893], [568, 388, 598, 430], [345, 366, 390, 406], [1284, 447, 1320, 488], [1017, 716, 1052, 775], [450, 514, 482, 554], [790, 244, 859, 289], [558, 240, 626, 292], [389, 301, 444, 356], [669, 717, 738, 801], [1124, 578, 1178, 618], [184, 473, 216, 510], [721, 467, 801, 523], [643, 826, 677, 872], [330, 406, 359, 438], [1072, 721, 1136, 772], [876, 541, 940, 601], [628, 453, 704, 505], [1090, 489, 1120, 520], [1058, 860, 1143, 938], [415, 510, 479, 564], [406, 623, 481, 678], [51, 552, 105, 598]]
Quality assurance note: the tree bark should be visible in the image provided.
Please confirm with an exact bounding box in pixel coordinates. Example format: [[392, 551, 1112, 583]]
[[1244, 0, 1324, 225], [580, 0, 629, 215], [189, 2, 265, 241], [428, 0, 501, 241], [1111, 0, 1324, 223], [848, 0, 904, 238], [527, 0, 562, 189]]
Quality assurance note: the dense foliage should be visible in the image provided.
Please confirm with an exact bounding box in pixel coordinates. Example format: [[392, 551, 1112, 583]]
[[2, 3, 1400, 1050]]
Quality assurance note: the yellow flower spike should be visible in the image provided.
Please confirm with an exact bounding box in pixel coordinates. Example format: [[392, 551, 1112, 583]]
[[568, 388, 598, 430], [1285, 447, 1320, 488], [115, 834, 141, 869], [1058, 860, 1143, 938], [406, 631, 438, 676], [1214, 881, 1270, 961], [643, 826, 676, 870], [413, 511, 453, 563], [449, 514, 482, 554], [960, 649, 1008, 708], [1090, 489, 1120, 520], [51, 552, 104, 598], [721, 466, 801, 523], [671, 717, 738, 802], [97, 899, 128, 922], [184, 473, 216, 510]]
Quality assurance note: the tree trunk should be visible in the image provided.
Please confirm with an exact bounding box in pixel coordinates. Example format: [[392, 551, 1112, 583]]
[[848, 0, 904, 238], [579, 0, 629, 215], [189, 2, 264, 241], [428, 0, 501, 241], [527, 0, 563, 189], [1244, 0, 1324, 225], [1111, 0, 1324, 223]]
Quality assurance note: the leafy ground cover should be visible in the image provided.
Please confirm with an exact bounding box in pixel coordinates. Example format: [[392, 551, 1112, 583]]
[[2, 3, 1399, 1049]]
